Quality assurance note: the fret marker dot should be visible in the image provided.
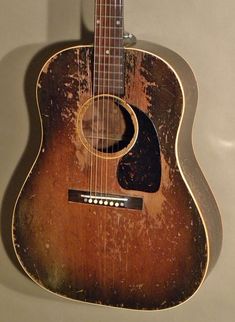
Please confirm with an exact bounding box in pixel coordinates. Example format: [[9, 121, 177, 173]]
[[96, 20, 100, 25], [105, 49, 110, 55], [116, 20, 120, 25]]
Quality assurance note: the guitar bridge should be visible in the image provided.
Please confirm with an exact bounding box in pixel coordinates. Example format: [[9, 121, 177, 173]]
[[68, 189, 143, 210]]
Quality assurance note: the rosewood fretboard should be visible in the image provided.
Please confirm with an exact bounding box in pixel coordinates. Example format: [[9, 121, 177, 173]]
[[94, 0, 124, 95]]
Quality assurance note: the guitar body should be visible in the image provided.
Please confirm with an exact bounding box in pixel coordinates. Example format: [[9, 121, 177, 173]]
[[12, 44, 222, 310]]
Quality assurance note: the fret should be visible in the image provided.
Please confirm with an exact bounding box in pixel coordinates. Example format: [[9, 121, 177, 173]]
[[95, 36, 123, 40], [94, 70, 123, 75], [94, 71, 123, 76], [96, 0, 123, 4], [95, 61, 123, 66], [96, 0, 123, 3], [94, 86, 124, 92], [95, 52, 123, 57], [95, 26, 123, 30], [96, 15, 123, 19], [94, 78, 123, 82], [96, 45, 123, 49], [95, 44, 123, 49], [96, 25, 123, 29], [95, 33, 123, 38], [95, 62, 122, 66], [94, 54, 123, 58], [94, 71, 123, 75], [97, 3, 123, 6], [94, 84, 123, 89], [95, 46, 123, 52], [94, 71, 124, 76]]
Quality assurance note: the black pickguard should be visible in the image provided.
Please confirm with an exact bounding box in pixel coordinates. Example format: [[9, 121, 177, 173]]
[[117, 105, 161, 193]]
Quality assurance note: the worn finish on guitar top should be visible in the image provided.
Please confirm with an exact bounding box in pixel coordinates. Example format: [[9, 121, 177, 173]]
[[13, 46, 207, 310]]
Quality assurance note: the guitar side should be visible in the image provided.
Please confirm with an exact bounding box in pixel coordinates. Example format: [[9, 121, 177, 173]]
[[12, 43, 222, 310]]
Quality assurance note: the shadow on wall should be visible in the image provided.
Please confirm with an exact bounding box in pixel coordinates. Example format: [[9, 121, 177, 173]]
[[0, 0, 93, 297]]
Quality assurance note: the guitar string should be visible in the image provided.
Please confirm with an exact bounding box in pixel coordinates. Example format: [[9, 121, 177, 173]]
[[108, 0, 116, 292], [117, 0, 122, 161], [100, 0, 108, 294], [104, 0, 108, 292], [103, 0, 111, 196], [95, 0, 102, 286], [100, 0, 108, 199], [90, 0, 99, 197], [105, 0, 112, 200], [94, 0, 103, 197], [116, 0, 123, 189], [111, 0, 118, 292], [121, 0, 124, 153]]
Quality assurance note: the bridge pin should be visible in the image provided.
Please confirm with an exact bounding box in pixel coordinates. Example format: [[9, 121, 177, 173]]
[[109, 201, 114, 206], [88, 198, 93, 203], [94, 199, 98, 204], [104, 201, 108, 205], [99, 200, 103, 205], [120, 202, 125, 207], [115, 202, 119, 207]]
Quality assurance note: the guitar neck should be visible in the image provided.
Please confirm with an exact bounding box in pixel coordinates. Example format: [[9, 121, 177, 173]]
[[94, 0, 124, 96]]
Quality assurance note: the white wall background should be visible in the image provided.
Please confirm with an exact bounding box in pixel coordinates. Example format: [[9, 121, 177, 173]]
[[0, 1, 234, 321]]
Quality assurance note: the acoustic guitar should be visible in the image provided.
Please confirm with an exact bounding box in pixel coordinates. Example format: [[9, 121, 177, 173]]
[[12, 0, 222, 310]]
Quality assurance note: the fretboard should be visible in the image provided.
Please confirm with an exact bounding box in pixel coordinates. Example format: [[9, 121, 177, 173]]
[[94, 0, 124, 95]]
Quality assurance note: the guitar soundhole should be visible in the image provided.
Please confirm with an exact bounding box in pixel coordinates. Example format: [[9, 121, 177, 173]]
[[78, 95, 138, 158]]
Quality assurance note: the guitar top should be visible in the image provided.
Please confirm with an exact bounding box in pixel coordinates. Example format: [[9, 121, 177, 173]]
[[12, 0, 222, 310]]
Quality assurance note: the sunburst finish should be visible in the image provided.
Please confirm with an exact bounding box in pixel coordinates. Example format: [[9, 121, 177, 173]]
[[11, 45, 222, 309]]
